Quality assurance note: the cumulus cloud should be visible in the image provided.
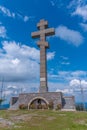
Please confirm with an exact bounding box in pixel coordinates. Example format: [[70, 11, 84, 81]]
[[70, 79, 80, 87], [3, 90, 13, 96], [72, 5, 87, 21], [1, 82, 39, 103], [7, 85, 17, 89], [0, 41, 39, 82], [0, 25, 7, 38], [56, 88, 73, 94], [70, 79, 87, 91], [55, 25, 83, 46], [2, 41, 40, 61], [80, 23, 87, 31], [0, 41, 55, 82], [11, 58, 20, 66]]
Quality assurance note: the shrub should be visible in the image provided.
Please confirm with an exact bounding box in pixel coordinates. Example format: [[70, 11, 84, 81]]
[[29, 104, 36, 109], [48, 101, 54, 109], [76, 103, 84, 111], [0, 98, 4, 105], [37, 104, 42, 109], [56, 104, 62, 110], [42, 104, 48, 109]]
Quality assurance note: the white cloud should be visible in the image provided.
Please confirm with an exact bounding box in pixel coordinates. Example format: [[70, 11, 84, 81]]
[[56, 88, 73, 94], [68, 0, 87, 22], [23, 16, 29, 22], [7, 85, 17, 89], [17, 13, 30, 22], [81, 80, 87, 88], [0, 40, 54, 82], [0, 5, 33, 22], [11, 58, 20, 66], [47, 52, 55, 60], [2, 41, 40, 61], [0, 5, 15, 18], [50, 0, 67, 8], [60, 56, 69, 60], [50, 0, 56, 6], [0, 41, 40, 82], [55, 25, 83, 47], [68, 0, 86, 9], [1, 82, 39, 102], [49, 70, 87, 82], [0, 25, 7, 38], [72, 71, 86, 76], [61, 62, 70, 65], [70, 79, 87, 90], [70, 79, 80, 87], [3, 90, 13, 96], [72, 5, 87, 21], [80, 23, 87, 31], [59, 56, 70, 65]]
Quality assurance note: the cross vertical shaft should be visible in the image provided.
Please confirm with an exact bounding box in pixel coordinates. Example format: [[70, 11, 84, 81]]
[[40, 45, 47, 92], [31, 19, 55, 92]]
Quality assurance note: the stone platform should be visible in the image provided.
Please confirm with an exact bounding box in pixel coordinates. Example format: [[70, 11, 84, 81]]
[[10, 92, 75, 110]]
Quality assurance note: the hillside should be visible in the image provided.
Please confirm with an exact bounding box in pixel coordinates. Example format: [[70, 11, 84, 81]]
[[0, 110, 87, 130]]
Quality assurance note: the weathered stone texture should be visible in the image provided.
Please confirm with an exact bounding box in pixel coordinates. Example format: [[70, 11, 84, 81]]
[[19, 92, 62, 109], [62, 96, 75, 110], [31, 19, 55, 92]]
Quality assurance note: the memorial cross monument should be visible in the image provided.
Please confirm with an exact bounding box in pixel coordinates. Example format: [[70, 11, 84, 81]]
[[10, 19, 75, 110], [31, 19, 55, 92]]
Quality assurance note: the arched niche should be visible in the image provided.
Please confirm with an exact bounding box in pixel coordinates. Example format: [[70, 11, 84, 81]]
[[28, 97, 49, 109]]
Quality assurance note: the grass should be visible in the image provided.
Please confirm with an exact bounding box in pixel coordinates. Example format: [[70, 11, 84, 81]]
[[0, 110, 87, 130]]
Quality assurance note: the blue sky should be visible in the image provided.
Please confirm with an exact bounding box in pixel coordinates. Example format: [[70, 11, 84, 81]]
[[0, 0, 87, 103]]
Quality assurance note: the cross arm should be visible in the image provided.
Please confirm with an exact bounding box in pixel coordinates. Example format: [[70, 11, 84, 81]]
[[31, 28, 55, 39], [45, 28, 55, 36], [31, 31, 40, 38]]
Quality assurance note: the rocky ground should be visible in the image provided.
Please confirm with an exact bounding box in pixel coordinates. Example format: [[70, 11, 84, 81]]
[[0, 110, 87, 130]]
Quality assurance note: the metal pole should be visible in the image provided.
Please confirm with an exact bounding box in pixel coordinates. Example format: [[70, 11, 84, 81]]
[[79, 80, 85, 111]]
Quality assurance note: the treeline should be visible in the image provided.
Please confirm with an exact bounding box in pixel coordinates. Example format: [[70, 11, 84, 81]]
[[75, 103, 87, 111]]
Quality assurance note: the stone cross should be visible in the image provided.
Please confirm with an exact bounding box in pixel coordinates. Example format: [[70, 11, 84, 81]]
[[31, 19, 55, 92]]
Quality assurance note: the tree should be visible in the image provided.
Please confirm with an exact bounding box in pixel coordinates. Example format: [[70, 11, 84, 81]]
[[0, 98, 4, 106]]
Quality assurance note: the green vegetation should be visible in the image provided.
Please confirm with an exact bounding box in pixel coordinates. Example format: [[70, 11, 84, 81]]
[[0, 99, 5, 105], [0, 110, 87, 130]]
